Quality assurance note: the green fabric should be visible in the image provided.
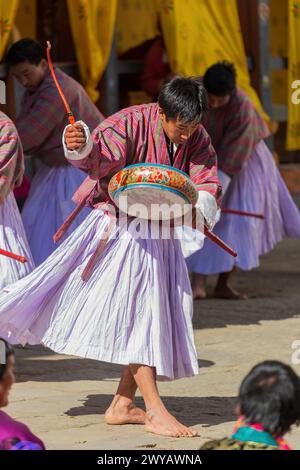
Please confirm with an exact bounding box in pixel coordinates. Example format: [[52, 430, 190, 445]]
[[232, 426, 279, 447], [200, 437, 280, 451]]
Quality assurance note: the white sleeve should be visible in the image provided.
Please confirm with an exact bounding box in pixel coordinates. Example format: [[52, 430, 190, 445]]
[[196, 191, 220, 230], [62, 120, 93, 161]]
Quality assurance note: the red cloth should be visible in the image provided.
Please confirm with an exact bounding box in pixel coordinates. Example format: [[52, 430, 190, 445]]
[[13, 174, 31, 200], [140, 37, 171, 99]]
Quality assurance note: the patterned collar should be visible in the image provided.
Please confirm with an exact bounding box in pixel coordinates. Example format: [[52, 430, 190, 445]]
[[232, 416, 292, 450]]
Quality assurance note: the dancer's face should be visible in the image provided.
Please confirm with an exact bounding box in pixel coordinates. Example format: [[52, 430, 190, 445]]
[[0, 356, 15, 407], [159, 110, 199, 145], [10, 59, 48, 93], [208, 93, 231, 109]]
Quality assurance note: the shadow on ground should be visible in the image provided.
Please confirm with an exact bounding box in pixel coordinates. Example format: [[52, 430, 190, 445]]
[[193, 239, 300, 330], [65, 394, 237, 427]]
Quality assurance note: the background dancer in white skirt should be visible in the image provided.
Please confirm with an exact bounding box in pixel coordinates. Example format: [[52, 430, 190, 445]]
[[188, 62, 300, 300], [0, 111, 34, 288], [5, 39, 104, 265], [0, 78, 221, 437]]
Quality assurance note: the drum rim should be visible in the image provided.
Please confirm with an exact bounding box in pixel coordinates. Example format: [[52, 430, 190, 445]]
[[112, 183, 192, 205], [121, 162, 192, 179]]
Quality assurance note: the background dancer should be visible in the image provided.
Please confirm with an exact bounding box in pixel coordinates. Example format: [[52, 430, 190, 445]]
[[188, 62, 300, 300], [6, 38, 104, 265]]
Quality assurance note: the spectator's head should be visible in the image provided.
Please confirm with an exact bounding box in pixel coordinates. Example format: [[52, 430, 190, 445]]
[[6, 38, 48, 93], [0, 339, 15, 407], [158, 76, 208, 145], [203, 61, 236, 109], [237, 361, 300, 437]]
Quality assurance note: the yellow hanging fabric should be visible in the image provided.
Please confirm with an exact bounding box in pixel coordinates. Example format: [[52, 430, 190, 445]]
[[116, 0, 159, 55], [287, 0, 300, 150], [270, 0, 288, 106], [0, 0, 20, 61], [67, 0, 117, 102], [15, 0, 37, 39], [159, 0, 268, 121]]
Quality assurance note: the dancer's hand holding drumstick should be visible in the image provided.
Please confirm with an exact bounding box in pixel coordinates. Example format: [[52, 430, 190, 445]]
[[64, 123, 86, 151]]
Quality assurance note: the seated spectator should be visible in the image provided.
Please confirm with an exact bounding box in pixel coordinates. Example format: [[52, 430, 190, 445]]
[[201, 361, 300, 450], [0, 338, 45, 450]]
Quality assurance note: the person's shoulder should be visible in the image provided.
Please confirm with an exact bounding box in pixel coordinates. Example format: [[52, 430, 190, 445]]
[[99, 103, 156, 130], [234, 88, 254, 110], [42, 67, 82, 98], [119, 102, 156, 119], [200, 437, 240, 450], [0, 410, 24, 432], [0, 111, 18, 134], [200, 436, 280, 451]]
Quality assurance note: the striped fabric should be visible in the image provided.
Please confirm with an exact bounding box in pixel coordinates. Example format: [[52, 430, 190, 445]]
[[203, 88, 270, 176], [16, 67, 104, 166], [68, 103, 222, 208], [0, 111, 24, 202]]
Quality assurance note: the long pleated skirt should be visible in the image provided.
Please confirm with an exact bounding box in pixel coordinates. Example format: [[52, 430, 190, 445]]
[[186, 141, 300, 274], [0, 193, 34, 289], [0, 210, 198, 380]]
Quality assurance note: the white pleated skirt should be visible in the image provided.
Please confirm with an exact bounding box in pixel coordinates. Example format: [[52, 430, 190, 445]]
[[0, 193, 34, 289], [0, 210, 198, 380]]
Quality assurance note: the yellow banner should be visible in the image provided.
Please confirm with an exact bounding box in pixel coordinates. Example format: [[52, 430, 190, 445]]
[[287, 0, 300, 150], [159, 0, 268, 121], [116, 0, 159, 55], [0, 0, 20, 60], [15, 0, 36, 39], [67, 0, 117, 102]]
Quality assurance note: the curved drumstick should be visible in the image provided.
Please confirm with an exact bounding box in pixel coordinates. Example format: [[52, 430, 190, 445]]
[[192, 208, 237, 258], [46, 41, 75, 125], [222, 208, 264, 219], [203, 227, 237, 258], [0, 249, 27, 263]]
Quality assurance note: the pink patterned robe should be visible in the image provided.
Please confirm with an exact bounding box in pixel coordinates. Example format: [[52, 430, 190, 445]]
[[67, 103, 221, 214]]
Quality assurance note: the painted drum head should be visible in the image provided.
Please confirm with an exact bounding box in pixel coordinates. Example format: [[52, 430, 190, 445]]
[[108, 163, 198, 221]]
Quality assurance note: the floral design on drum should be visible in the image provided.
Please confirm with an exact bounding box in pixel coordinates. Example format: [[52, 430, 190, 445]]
[[108, 163, 198, 207]]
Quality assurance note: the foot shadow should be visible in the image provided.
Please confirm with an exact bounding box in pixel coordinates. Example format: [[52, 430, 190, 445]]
[[66, 394, 236, 427]]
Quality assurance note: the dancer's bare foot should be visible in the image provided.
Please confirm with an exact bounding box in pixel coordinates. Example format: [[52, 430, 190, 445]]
[[214, 284, 248, 300], [145, 407, 198, 438], [105, 395, 146, 425], [191, 273, 207, 300]]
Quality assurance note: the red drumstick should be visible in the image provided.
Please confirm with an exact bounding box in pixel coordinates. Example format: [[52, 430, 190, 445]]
[[0, 249, 27, 263], [203, 227, 237, 258], [222, 208, 264, 219], [192, 208, 237, 258], [46, 41, 75, 125], [54, 197, 87, 243]]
